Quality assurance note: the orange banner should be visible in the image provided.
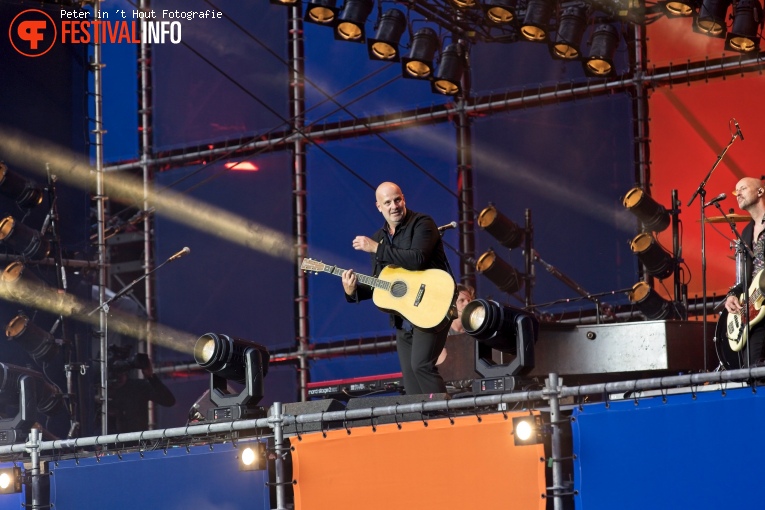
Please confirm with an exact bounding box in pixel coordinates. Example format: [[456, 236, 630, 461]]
[[291, 411, 547, 510]]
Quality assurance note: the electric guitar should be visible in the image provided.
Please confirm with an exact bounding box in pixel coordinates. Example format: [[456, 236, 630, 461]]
[[726, 269, 765, 352], [300, 258, 456, 329]]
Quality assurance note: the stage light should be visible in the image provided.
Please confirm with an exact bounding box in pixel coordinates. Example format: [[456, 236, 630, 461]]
[[1, 261, 47, 299], [628, 281, 682, 320], [432, 43, 465, 95], [630, 233, 674, 280], [584, 24, 620, 76], [552, 5, 588, 59], [0, 467, 21, 494], [520, 0, 554, 41], [335, 0, 373, 42], [305, 0, 339, 24], [0, 163, 43, 209], [696, 0, 732, 37], [238, 442, 267, 471], [512, 415, 543, 446], [483, 0, 517, 24], [462, 299, 538, 377], [402, 28, 439, 79], [622, 187, 671, 233], [194, 333, 270, 418], [6, 313, 60, 364], [270, 0, 298, 4], [450, 0, 477, 8], [0, 216, 50, 261], [368, 9, 406, 61], [664, 0, 696, 16], [0, 363, 63, 444], [476, 249, 523, 294], [725, 0, 762, 52], [477, 204, 525, 249]]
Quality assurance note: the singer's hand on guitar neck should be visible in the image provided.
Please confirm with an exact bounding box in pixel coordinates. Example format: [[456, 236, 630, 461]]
[[341, 269, 358, 295], [352, 235, 379, 253]]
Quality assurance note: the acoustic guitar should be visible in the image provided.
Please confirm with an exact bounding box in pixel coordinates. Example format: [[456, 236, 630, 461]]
[[726, 269, 765, 352], [300, 258, 456, 329]]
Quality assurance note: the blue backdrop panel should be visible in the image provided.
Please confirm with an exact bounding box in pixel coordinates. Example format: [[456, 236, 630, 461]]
[[151, 0, 289, 151], [153, 153, 296, 426], [49, 442, 269, 510], [572, 387, 765, 509], [153, 154, 294, 349], [472, 95, 637, 311]]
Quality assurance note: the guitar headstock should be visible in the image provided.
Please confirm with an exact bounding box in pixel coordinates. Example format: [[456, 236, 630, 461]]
[[301, 258, 327, 274]]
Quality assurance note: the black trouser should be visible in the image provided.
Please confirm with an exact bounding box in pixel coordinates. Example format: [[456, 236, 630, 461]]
[[745, 324, 765, 367], [395, 324, 448, 395]]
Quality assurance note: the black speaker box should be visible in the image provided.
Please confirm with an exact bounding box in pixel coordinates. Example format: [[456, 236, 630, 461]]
[[270, 399, 346, 434], [344, 393, 449, 427]]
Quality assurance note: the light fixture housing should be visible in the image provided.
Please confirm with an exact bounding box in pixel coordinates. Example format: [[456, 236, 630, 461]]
[[476, 249, 523, 294], [725, 0, 762, 52], [630, 233, 675, 280], [663, 0, 697, 16], [477, 204, 525, 249], [432, 43, 465, 95], [1, 261, 47, 301], [6, 314, 60, 364], [513, 415, 543, 446], [238, 442, 268, 471], [0, 163, 43, 209], [335, 0, 374, 42], [695, 0, 732, 37], [520, 0, 554, 41], [0, 216, 50, 261], [552, 5, 588, 59], [483, 0, 517, 24], [368, 9, 407, 61], [0, 466, 22, 494], [305, 0, 339, 25], [584, 24, 620, 77], [194, 333, 270, 419], [462, 299, 538, 377], [623, 187, 671, 233], [450, 0, 477, 8], [628, 281, 682, 320], [0, 363, 63, 444], [402, 27, 439, 79]]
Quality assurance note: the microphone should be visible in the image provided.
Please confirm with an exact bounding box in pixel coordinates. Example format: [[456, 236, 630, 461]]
[[437, 221, 458, 232], [167, 246, 191, 262], [704, 193, 727, 208], [734, 119, 744, 141]]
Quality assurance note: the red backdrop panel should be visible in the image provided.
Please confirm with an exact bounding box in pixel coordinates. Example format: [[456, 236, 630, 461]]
[[648, 76, 765, 300]]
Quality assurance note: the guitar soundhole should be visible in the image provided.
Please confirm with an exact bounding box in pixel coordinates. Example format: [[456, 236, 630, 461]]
[[390, 281, 407, 298]]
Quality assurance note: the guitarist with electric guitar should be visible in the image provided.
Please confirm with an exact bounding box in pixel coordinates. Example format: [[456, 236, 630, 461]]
[[723, 177, 765, 367], [337, 182, 455, 396]]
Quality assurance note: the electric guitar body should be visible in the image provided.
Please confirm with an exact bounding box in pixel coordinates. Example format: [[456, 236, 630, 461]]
[[726, 269, 765, 352]]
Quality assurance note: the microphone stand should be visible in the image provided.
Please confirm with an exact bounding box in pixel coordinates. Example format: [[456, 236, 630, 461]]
[[88, 252, 183, 316], [86, 250, 186, 435], [711, 203, 753, 368], [532, 250, 613, 323], [687, 129, 741, 372]]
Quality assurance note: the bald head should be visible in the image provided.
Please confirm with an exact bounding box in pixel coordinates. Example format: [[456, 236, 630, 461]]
[[376, 182, 407, 230], [735, 177, 765, 214]]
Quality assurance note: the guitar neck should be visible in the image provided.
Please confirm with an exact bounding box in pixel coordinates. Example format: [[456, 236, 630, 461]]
[[325, 266, 389, 290]]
